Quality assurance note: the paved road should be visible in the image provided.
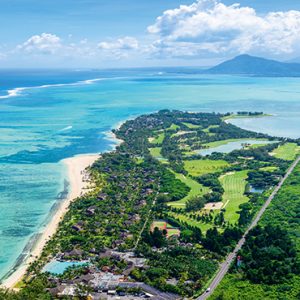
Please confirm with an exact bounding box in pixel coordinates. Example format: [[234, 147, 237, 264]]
[[197, 156, 300, 300]]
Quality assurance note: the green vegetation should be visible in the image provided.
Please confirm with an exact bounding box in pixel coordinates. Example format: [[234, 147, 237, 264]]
[[209, 274, 300, 300], [182, 122, 201, 129], [203, 125, 219, 133], [211, 163, 300, 300], [149, 132, 165, 145], [220, 171, 249, 223], [222, 112, 272, 121], [151, 220, 167, 230], [133, 247, 218, 297], [184, 159, 229, 177], [167, 123, 180, 131], [169, 212, 216, 233], [270, 142, 300, 161], [167, 172, 209, 208], [203, 138, 270, 149], [4, 110, 296, 299], [149, 147, 162, 158], [259, 166, 278, 172], [239, 225, 298, 284]]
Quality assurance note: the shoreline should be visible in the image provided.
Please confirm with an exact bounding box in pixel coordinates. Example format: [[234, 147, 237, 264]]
[[104, 120, 126, 148], [0, 120, 125, 289], [224, 113, 274, 124], [1, 154, 100, 289]]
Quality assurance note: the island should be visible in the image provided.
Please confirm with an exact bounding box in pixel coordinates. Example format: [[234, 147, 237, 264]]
[[1, 110, 299, 299]]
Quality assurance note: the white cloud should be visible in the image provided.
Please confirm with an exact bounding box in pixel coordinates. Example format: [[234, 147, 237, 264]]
[[17, 33, 62, 54], [148, 0, 300, 58], [97, 36, 139, 60], [98, 36, 139, 51]]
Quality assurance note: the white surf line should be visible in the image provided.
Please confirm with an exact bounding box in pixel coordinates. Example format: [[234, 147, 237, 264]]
[[0, 76, 130, 100]]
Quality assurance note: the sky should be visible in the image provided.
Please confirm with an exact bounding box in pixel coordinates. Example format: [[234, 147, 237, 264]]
[[1, 0, 300, 68]]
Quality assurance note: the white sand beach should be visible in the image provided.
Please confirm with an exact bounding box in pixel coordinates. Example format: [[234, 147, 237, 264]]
[[1, 154, 99, 289]]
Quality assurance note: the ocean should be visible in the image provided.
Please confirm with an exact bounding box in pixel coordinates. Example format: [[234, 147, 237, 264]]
[[0, 68, 300, 280]]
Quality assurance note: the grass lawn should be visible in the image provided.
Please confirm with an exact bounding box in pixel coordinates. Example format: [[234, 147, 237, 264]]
[[136, 157, 144, 164], [203, 125, 219, 133], [149, 132, 165, 145], [167, 123, 180, 131], [149, 147, 162, 158], [220, 170, 249, 224], [149, 147, 168, 163], [259, 166, 278, 172], [184, 159, 229, 177], [169, 212, 215, 233], [203, 138, 270, 149], [167, 172, 210, 208], [270, 143, 300, 161], [248, 142, 274, 149], [182, 122, 201, 129]]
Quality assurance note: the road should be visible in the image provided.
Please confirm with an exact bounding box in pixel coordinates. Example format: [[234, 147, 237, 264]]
[[197, 156, 300, 300]]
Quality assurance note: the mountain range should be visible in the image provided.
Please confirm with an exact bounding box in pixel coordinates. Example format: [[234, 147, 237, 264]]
[[206, 54, 300, 77]]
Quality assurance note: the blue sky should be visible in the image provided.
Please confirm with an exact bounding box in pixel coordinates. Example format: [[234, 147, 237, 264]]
[[1, 0, 300, 67]]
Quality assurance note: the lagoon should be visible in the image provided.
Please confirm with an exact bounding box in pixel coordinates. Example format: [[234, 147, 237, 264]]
[[197, 139, 276, 156]]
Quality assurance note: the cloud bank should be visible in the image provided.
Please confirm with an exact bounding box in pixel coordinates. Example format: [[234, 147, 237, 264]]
[[147, 0, 300, 58], [16, 33, 62, 54], [3, 1, 300, 66]]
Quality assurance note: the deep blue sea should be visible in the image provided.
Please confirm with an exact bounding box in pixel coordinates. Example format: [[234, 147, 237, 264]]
[[0, 68, 300, 280]]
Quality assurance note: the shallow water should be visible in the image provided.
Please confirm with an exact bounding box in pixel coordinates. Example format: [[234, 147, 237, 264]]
[[197, 139, 275, 156], [0, 69, 300, 279]]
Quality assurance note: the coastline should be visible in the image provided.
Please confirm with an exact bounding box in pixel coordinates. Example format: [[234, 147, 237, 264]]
[[1, 119, 125, 289], [1, 154, 99, 289], [104, 120, 125, 148], [224, 113, 274, 124]]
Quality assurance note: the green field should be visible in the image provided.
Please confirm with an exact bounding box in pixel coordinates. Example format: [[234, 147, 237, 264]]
[[210, 164, 300, 300], [149, 132, 165, 145], [167, 123, 180, 131], [270, 143, 300, 161], [169, 212, 215, 233], [203, 138, 270, 149], [203, 125, 219, 134], [184, 159, 229, 177], [182, 122, 201, 129], [220, 170, 249, 224], [149, 147, 168, 163], [167, 172, 209, 208], [259, 166, 278, 172], [149, 147, 162, 158], [248, 142, 274, 149]]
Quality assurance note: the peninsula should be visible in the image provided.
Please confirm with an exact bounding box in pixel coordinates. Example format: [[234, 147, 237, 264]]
[[1, 110, 299, 300]]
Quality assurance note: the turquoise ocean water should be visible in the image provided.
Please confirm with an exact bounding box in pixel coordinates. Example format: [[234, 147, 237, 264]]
[[0, 68, 300, 279]]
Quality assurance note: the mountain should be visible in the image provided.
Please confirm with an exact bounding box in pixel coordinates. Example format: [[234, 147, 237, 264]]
[[206, 54, 300, 76], [286, 56, 300, 63]]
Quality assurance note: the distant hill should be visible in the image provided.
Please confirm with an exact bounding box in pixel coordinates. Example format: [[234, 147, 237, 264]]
[[206, 54, 300, 76]]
